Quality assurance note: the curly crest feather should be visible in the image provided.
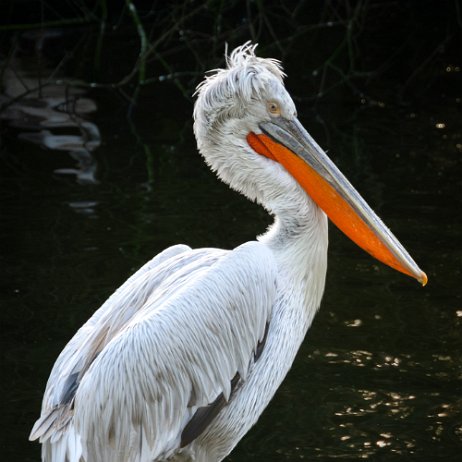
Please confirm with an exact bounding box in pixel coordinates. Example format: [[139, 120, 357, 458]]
[[194, 43, 285, 132]]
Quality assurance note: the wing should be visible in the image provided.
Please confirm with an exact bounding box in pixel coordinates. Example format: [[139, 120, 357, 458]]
[[30, 244, 214, 440], [74, 241, 277, 462], [31, 241, 277, 462]]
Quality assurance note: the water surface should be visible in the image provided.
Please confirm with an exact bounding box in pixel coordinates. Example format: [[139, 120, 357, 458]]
[[1, 29, 461, 462]]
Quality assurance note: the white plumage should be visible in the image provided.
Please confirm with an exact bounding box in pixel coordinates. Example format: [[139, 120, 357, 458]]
[[30, 43, 425, 462]]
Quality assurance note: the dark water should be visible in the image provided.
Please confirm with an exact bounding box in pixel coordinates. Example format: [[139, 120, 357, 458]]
[[1, 31, 462, 462]]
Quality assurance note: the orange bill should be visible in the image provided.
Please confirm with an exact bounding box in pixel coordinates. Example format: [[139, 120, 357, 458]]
[[247, 118, 427, 285]]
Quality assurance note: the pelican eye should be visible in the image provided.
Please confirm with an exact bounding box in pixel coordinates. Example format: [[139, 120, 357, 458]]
[[267, 101, 281, 116]]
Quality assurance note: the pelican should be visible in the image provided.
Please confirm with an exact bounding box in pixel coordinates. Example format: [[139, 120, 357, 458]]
[[30, 43, 427, 462]]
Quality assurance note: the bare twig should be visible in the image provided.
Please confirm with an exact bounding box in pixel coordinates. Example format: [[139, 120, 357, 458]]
[[0, 17, 97, 32], [125, 0, 148, 84]]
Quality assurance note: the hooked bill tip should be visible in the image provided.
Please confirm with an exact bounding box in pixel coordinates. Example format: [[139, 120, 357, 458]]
[[418, 271, 428, 287]]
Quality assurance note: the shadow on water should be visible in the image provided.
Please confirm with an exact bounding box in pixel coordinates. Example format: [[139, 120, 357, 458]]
[[1, 31, 100, 185], [1, 3, 462, 461]]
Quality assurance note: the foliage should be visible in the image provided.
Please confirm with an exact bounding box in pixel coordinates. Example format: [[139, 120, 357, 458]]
[[1, 0, 460, 110]]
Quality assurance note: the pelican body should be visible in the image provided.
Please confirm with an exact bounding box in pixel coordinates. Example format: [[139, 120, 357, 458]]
[[30, 44, 426, 462]]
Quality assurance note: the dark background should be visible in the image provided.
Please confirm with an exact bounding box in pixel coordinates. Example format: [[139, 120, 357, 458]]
[[1, 1, 461, 461]]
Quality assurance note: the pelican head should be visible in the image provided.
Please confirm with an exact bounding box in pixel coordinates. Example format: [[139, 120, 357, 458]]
[[193, 44, 297, 206], [194, 43, 427, 285]]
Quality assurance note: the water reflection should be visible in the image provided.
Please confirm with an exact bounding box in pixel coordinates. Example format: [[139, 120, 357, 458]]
[[301, 347, 462, 459], [0, 33, 100, 184], [68, 200, 99, 216]]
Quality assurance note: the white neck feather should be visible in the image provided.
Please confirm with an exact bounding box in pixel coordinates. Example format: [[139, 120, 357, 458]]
[[260, 187, 329, 329], [200, 134, 330, 320]]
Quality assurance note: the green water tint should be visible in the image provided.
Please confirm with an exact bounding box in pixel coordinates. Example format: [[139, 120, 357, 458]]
[[1, 41, 461, 462]]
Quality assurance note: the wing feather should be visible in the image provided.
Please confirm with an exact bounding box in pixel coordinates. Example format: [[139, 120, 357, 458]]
[[30, 244, 209, 443], [72, 241, 277, 462]]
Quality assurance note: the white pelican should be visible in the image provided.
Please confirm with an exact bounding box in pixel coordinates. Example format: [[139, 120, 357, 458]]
[[30, 43, 427, 462]]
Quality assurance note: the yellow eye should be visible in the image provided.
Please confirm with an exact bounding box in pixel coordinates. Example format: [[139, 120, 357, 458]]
[[267, 101, 281, 116]]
